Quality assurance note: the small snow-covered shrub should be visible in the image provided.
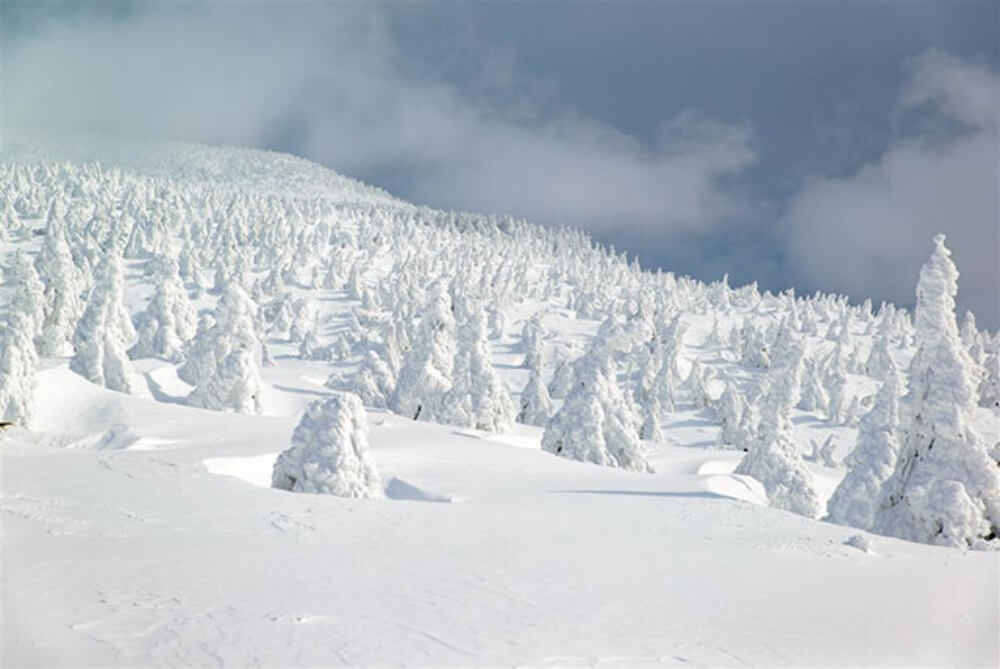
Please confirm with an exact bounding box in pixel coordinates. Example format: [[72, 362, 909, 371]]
[[272, 392, 382, 498]]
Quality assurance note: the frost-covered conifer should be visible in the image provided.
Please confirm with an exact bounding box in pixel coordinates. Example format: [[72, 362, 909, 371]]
[[548, 358, 574, 399], [518, 363, 553, 427], [874, 235, 1000, 549], [183, 282, 263, 413], [705, 312, 724, 348], [740, 321, 770, 369], [390, 282, 455, 421], [639, 399, 664, 443], [442, 309, 515, 432], [0, 311, 38, 425], [687, 360, 713, 409], [827, 362, 902, 530], [798, 356, 829, 415], [69, 253, 143, 394], [521, 313, 545, 369], [272, 392, 382, 498], [979, 348, 1000, 410], [734, 341, 820, 517], [864, 334, 894, 378], [130, 257, 196, 362], [8, 252, 45, 346], [189, 349, 263, 414], [542, 347, 650, 472], [715, 381, 746, 448], [825, 367, 848, 425], [37, 224, 85, 356]]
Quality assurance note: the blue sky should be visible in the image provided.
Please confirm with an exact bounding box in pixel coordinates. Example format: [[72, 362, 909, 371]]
[[3, 1, 998, 325]]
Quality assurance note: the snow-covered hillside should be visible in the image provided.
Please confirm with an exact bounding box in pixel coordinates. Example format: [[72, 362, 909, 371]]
[[2, 140, 998, 666]]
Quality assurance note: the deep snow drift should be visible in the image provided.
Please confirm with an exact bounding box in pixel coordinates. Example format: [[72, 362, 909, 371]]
[[1, 140, 998, 666]]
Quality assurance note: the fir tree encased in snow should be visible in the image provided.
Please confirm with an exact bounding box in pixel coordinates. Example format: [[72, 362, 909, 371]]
[[183, 282, 264, 413], [0, 311, 38, 425], [542, 346, 651, 472], [272, 392, 382, 498], [69, 251, 144, 395], [37, 219, 84, 356], [734, 341, 821, 517], [441, 308, 515, 432], [517, 363, 553, 427], [8, 252, 45, 347], [129, 256, 196, 362], [873, 235, 1000, 549], [826, 359, 903, 530], [390, 281, 456, 422]]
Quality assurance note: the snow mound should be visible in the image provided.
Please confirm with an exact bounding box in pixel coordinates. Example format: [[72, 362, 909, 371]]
[[384, 476, 454, 503]]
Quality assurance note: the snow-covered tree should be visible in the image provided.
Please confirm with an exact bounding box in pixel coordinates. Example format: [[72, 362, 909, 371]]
[[827, 361, 902, 530], [130, 257, 196, 362], [873, 235, 1000, 549], [798, 355, 829, 415], [182, 282, 263, 413], [979, 346, 1000, 410], [7, 253, 45, 347], [521, 313, 546, 370], [639, 399, 664, 443], [542, 347, 651, 472], [734, 341, 821, 517], [864, 333, 894, 378], [517, 363, 553, 427], [0, 311, 38, 425], [69, 252, 143, 394], [37, 223, 85, 356], [687, 359, 712, 409], [442, 309, 515, 432], [189, 349, 263, 414], [548, 358, 574, 399], [390, 282, 456, 421], [714, 381, 746, 448], [272, 392, 382, 498]]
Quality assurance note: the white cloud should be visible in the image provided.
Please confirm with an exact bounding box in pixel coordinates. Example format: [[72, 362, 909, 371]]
[[784, 49, 999, 328], [1, 3, 755, 237]]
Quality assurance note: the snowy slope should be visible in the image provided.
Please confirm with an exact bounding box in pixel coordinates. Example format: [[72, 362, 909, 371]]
[[2, 140, 998, 666]]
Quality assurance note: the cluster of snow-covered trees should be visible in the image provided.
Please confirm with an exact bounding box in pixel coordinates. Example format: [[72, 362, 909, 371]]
[[1, 150, 997, 548]]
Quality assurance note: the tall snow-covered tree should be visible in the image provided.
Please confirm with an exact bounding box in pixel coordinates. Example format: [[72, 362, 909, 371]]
[[130, 256, 197, 362], [548, 358, 574, 399], [272, 392, 382, 498], [8, 252, 45, 347], [873, 235, 1000, 549], [188, 349, 263, 414], [542, 346, 651, 472], [182, 282, 263, 413], [37, 223, 85, 356], [0, 311, 38, 425], [518, 363, 553, 427], [390, 282, 456, 421], [441, 309, 515, 432], [826, 360, 903, 530], [734, 341, 821, 517], [979, 342, 1000, 410], [714, 380, 746, 448], [69, 252, 143, 394]]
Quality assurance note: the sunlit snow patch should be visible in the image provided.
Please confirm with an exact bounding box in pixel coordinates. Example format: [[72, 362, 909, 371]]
[[203, 456, 454, 502]]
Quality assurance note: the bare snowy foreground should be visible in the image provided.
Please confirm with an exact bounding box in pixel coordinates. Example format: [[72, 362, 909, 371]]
[[1, 140, 999, 666]]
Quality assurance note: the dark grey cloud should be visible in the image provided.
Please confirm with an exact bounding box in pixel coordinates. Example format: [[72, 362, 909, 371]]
[[784, 50, 999, 327], [1, 1, 756, 239]]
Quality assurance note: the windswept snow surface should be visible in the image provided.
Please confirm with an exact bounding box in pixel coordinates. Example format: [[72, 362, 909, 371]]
[[2, 140, 998, 666]]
